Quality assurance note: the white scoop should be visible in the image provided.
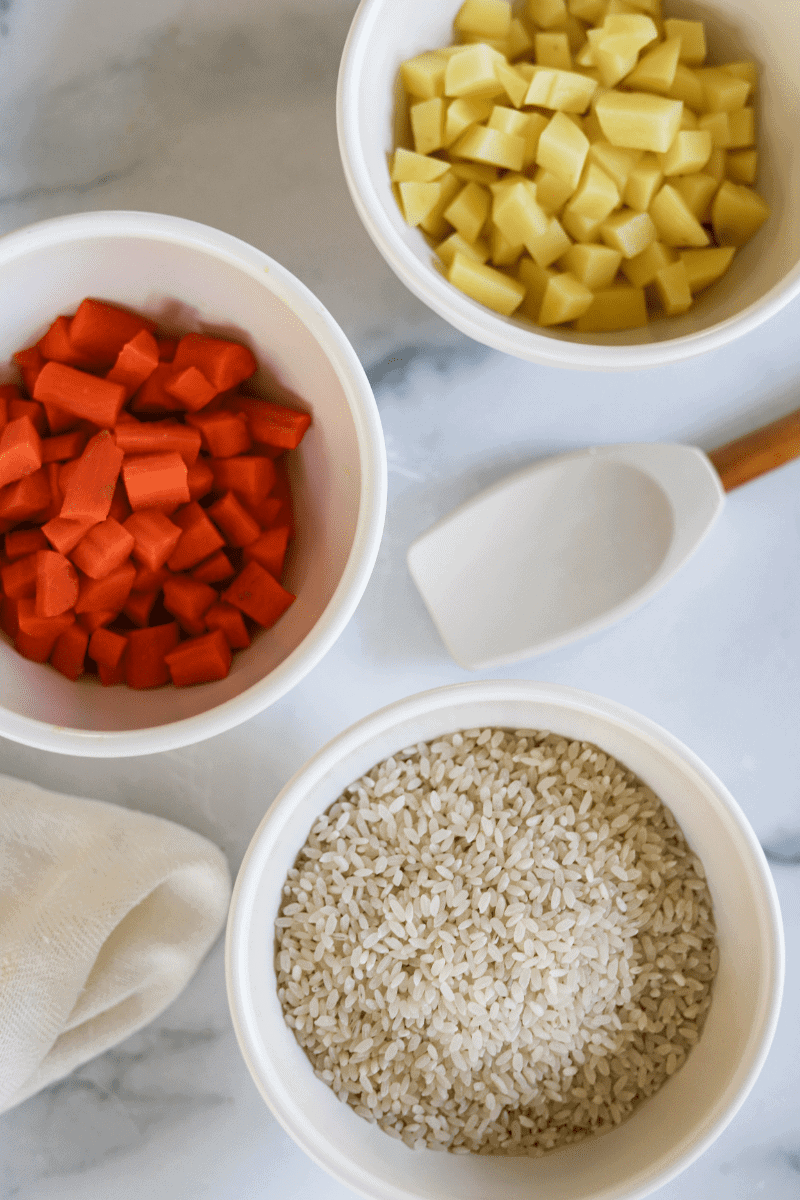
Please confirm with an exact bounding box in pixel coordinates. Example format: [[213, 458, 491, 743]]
[[408, 411, 800, 670]]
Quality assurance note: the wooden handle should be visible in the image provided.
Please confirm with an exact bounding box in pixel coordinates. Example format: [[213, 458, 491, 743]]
[[707, 408, 800, 491]]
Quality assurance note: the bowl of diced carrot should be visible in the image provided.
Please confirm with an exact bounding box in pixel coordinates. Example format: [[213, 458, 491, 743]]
[[0, 211, 387, 756]]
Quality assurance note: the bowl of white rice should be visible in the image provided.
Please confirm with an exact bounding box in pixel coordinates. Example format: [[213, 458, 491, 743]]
[[226, 680, 783, 1200]]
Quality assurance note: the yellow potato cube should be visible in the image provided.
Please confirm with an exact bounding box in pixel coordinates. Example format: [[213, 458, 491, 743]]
[[445, 44, 506, 98], [705, 147, 727, 184], [495, 60, 530, 107], [664, 65, 704, 110], [600, 207, 657, 256], [444, 181, 492, 243], [527, 0, 568, 30], [536, 111, 590, 189], [419, 172, 462, 238], [662, 19, 706, 66], [539, 272, 595, 324], [711, 181, 770, 246], [673, 172, 719, 221], [454, 0, 513, 40], [534, 167, 575, 213], [621, 240, 677, 287], [625, 37, 681, 94], [587, 141, 642, 190], [488, 105, 530, 136], [660, 129, 712, 176], [600, 12, 659, 47], [649, 183, 710, 246], [727, 149, 757, 185], [562, 208, 602, 242], [391, 149, 452, 184], [565, 162, 620, 223], [536, 32, 572, 70], [593, 36, 641, 88], [444, 97, 495, 146], [595, 91, 683, 153], [490, 225, 525, 265], [680, 246, 736, 292], [568, 0, 606, 23], [728, 108, 755, 149], [520, 112, 551, 168], [517, 256, 556, 321], [558, 242, 623, 288], [450, 160, 501, 184], [448, 251, 526, 314], [697, 111, 731, 149], [608, 0, 661, 15], [400, 52, 448, 99], [524, 67, 598, 112], [623, 152, 663, 210], [697, 68, 751, 114], [721, 61, 758, 90], [508, 16, 536, 60], [680, 108, 699, 130], [451, 125, 526, 170], [493, 180, 550, 246], [411, 98, 446, 155], [575, 38, 597, 69], [398, 181, 442, 226], [437, 231, 491, 268], [653, 259, 693, 314], [566, 13, 589, 53], [527, 216, 573, 267], [574, 284, 648, 330]]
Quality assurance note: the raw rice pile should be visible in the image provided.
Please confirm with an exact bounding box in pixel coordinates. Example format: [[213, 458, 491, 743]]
[[275, 728, 717, 1154]]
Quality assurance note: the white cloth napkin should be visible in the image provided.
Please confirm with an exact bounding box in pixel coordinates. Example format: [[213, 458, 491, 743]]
[[0, 773, 231, 1113]]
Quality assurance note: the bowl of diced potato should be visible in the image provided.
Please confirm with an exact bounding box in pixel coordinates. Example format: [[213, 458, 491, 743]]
[[337, 0, 800, 370]]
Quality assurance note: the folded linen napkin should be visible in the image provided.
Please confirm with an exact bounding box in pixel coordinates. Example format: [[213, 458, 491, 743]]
[[0, 773, 231, 1113]]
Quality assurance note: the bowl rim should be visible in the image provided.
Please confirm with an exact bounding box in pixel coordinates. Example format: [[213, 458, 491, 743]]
[[336, 0, 800, 372], [0, 210, 388, 757], [225, 678, 785, 1200]]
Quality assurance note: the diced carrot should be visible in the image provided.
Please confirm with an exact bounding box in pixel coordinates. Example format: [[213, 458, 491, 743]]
[[210, 455, 275, 507], [208, 490, 260, 548], [17, 598, 75, 640], [40, 430, 88, 463], [75, 560, 136, 614], [14, 346, 45, 395], [114, 418, 201, 466], [50, 623, 89, 681], [131, 562, 171, 591], [5, 528, 48, 561], [106, 329, 159, 395], [1, 596, 20, 639], [41, 462, 63, 522], [88, 625, 127, 669], [166, 501, 225, 571], [129, 362, 183, 414], [245, 495, 283, 529], [124, 509, 182, 570], [268, 457, 295, 537], [235, 396, 311, 450], [0, 468, 51, 524], [42, 400, 78, 436], [162, 574, 218, 626], [77, 608, 118, 634], [35, 549, 79, 617], [37, 316, 96, 369], [70, 518, 135, 579], [125, 621, 179, 689], [244, 525, 290, 580], [34, 363, 127, 429], [1, 553, 38, 599], [9, 399, 48, 437], [191, 549, 234, 584], [123, 589, 159, 627], [204, 600, 250, 650], [222, 560, 295, 628], [0, 383, 22, 404], [157, 337, 178, 362], [69, 299, 157, 364], [98, 658, 127, 686], [0, 415, 43, 488], [172, 333, 257, 392], [15, 628, 60, 663], [42, 516, 96, 555], [122, 451, 190, 512], [186, 457, 214, 501], [165, 366, 217, 412], [59, 429, 124, 522], [164, 628, 232, 686], [108, 477, 132, 525], [186, 409, 250, 458]]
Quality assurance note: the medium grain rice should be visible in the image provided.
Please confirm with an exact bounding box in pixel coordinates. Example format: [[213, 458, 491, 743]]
[[275, 728, 718, 1155]]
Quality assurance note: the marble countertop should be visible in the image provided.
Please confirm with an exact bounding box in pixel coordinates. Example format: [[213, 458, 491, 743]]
[[1, 1, 798, 1196]]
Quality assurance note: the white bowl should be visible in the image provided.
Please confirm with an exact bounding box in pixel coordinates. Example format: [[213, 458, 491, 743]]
[[337, 0, 800, 370], [0, 211, 387, 756], [226, 680, 784, 1200]]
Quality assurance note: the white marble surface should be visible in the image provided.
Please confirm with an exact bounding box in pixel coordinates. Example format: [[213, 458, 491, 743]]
[[1, 0, 799, 1196]]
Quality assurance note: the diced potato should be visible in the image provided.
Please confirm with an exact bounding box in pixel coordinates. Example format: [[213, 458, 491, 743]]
[[595, 91, 683, 153], [524, 67, 598, 112], [698, 69, 751, 114], [625, 37, 681, 94], [653, 259, 692, 314], [451, 125, 526, 170], [527, 0, 568, 30], [673, 172, 718, 221], [564, 162, 620, 223], [721, 60, 758, 90], [495, 60, 530, 107], [400, 51, 448, 99], [445, 45, 506, 98], [444, 97, 495, 146], [609, 0, 661, 15], [490, 224, 525, 265], [649, 183, 710, 246], [527, 216, 574, 267], [558, 241, 623, 288], [454, 0, 513, 40], [536, 111, 590, 189], [566, 13, 589, 53], [437, 231, 491, 268], [664, 64, 704, 110], [444, 181, 492, 242], [562, 208, 602, 242], [600, 12, 659, 47], [587, 141, 642, 190], [623, 152, 663, 210], [419, 172, 462, 239], [534, 167, 576, 213], [622, 240, 677, 286], [698, 112, 732, 150], [711, 181, 770, 246], [411, 98, 446, 155], [536, 32, 573, 69], [450, 160, 502, 184], [517, 256, 556, 320], [600, 207, 657, 256], [539, 271, 594, 324], [488, 105, 530, 136], [592, 37, 640, 88], [660, 129, 712, 176], [680, 246, 736, 292], [493, 180, 550, 246], [680, 108, 699, 130], [568, 0, 606, 22], [575, 38, 597, 69], [728, 108, 755, 149], [520, 112, 551, 167], [398, 181, 443, 226], [703, 147, 726, 184], [574, 284, 648, 330], [508, 16, 536, 60], [391, 149, 452, 183], [448, 251, 526, 313], [727, 149, 757, 185], [662, 19, 706, 66]]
